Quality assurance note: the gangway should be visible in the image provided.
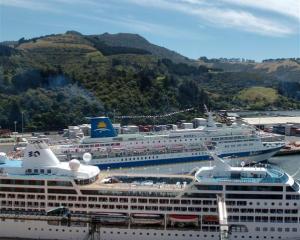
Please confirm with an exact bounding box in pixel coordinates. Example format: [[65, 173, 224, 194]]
[[217, 195, 229, 240]]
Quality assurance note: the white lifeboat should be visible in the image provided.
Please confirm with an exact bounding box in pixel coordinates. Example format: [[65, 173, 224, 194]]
[[131, 214, 164, 225]]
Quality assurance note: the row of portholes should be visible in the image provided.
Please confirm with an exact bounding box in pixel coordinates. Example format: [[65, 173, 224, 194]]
[[28, 228, 86, 233], [102, 231, 285, 239], [234, 236, 282, 239], [103, 231, 215, 238]]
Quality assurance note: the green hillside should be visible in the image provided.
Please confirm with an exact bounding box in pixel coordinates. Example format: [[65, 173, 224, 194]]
[[0, 31, 299, 131], [236, 87, 279, 110]]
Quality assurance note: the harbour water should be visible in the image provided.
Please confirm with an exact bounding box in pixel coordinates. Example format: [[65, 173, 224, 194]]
[[270, 155, 300, 179]]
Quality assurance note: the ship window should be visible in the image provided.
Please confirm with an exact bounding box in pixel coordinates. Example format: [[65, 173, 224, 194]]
[[196, 185, 223, 191], [48, 181, 72, 187], [47, 169, 51, 174], [48, 189, 77, 194]]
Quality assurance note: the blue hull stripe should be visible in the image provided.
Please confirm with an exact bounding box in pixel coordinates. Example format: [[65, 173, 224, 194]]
[[95, 147, 282, 170]]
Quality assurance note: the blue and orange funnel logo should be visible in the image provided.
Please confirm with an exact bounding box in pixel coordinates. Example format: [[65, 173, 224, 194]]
[[90, 117, 117, 138]]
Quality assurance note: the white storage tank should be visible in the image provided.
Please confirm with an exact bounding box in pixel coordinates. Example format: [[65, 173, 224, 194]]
[[193, 118, 207, 128]]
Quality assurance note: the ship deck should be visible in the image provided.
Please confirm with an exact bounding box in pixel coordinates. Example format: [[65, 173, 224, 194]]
[[81, 172, 194, 192]]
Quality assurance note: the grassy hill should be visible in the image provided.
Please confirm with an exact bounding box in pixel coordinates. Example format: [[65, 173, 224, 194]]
[[236, 87, 279, 110], [0, 31, 299, 130], [197, 58, 300, 83]]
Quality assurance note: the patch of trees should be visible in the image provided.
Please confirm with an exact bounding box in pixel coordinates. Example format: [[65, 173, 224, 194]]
[[161, 59, 208, 75], [87, 37, 151, 56], [0, 45, 17, 57]]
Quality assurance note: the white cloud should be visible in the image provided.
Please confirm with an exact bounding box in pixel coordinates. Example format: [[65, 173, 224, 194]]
[[222, 0, 300, 21], [125, 0, 298, 36], [2, 0, 298, 37], [0, 0, 60, 12]]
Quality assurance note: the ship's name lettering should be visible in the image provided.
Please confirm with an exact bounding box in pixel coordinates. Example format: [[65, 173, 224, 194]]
[[184, 135, 196, 138], [28, 151, 41, 157]]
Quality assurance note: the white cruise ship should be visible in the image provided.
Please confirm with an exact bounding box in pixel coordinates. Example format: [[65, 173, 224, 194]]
[[51, 112, 284, 174], [0, 142, 299, 240]]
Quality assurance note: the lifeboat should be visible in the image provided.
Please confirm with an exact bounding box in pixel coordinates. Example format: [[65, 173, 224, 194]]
[[133, 146, 146, 153], [131, 214, 164, 225], [111, 147, 125, 152], [202, 215, 219, 222], [153, 145, 166, 150], [91, 213, 129, 224], [170, 144, 184, 150], [169, 214, 198, 223]]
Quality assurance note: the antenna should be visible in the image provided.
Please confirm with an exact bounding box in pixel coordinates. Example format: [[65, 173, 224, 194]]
[[204, 105, 217, 128], [291, 168, 300, 178], [204, 104, 209, 113]]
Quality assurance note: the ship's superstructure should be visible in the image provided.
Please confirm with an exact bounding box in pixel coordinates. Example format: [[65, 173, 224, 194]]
[[51, 113, 284, 173], [0, 142, 299, 240]]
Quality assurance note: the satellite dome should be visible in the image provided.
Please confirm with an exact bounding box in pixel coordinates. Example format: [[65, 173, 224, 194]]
[[0, 152, 8, 164], [83, 152, 92, 163], [69, 159, 80, 171]]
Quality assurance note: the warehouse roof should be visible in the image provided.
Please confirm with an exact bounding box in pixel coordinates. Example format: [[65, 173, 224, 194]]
[[243, 117, 300, 125]]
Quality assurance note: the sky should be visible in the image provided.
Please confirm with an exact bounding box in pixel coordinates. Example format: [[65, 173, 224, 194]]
[[0, 0, 299, 61]]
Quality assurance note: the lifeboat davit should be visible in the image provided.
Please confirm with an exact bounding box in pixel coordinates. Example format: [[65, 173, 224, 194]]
[[169, 214, 198, 223]]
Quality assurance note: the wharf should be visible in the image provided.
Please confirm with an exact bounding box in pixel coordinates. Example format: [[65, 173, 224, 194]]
[[274, 147, 300, 156]]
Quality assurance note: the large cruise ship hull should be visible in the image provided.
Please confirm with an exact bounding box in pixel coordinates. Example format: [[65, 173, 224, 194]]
[[1, 219, 300, 240], [94, 147, 282, 174]]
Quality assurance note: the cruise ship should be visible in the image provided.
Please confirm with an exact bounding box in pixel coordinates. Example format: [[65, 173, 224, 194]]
[[51, 112, 284, 173], [0, 141, 299, 240]]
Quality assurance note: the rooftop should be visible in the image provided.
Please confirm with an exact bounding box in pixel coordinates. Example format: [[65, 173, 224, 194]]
[[243, 117, 300, 125]]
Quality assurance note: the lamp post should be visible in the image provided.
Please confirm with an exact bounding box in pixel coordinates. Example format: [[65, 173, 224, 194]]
[[14, 121, 17, 133], [21, 111, 24, 135]]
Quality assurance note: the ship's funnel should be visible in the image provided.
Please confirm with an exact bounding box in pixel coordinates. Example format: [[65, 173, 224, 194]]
[[90, 117, 117, 138], [22, 141, 60, 169]]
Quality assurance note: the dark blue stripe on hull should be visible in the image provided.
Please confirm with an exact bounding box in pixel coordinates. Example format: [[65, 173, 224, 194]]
[[95, 147, 282, 170]]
